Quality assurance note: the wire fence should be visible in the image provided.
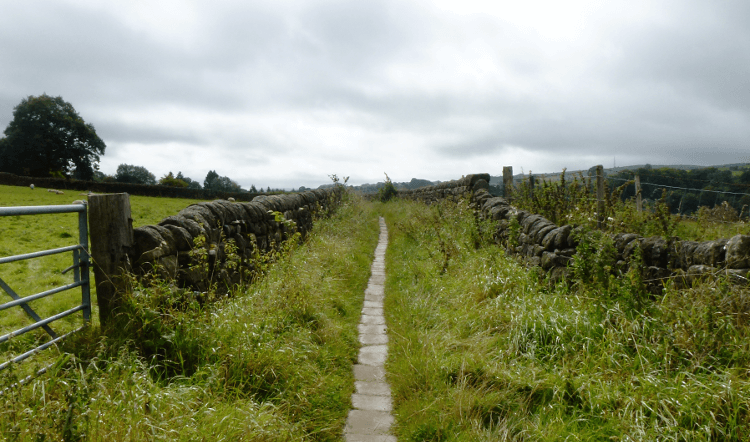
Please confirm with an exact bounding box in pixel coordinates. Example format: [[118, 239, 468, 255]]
[[497, 168, 750, 224], [605, 176, 750, 220]]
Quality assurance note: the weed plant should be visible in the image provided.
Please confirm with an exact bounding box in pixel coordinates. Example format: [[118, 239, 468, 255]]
[[513, 172, 749, 241], [0, 184, 210, 378], [1, 192, 380, 440], [381, 197, 750, 440]]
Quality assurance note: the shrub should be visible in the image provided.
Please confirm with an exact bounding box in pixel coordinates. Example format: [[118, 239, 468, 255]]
[[378, 173, 397, 202]]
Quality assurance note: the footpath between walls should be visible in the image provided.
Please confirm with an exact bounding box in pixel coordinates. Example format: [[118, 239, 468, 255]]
[[129, 187, 343, 293], [398, 174, 750, 290]]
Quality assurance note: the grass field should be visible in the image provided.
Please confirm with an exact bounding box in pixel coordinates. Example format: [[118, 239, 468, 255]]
[[380, 197, 750, 440], [3, 186, 750, 439], [1, 191, 380, 440], [0, 184, 206, 374]]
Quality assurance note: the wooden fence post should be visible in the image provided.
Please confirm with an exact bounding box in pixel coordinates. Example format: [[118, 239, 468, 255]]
[[88, 193, 133, 327], [596, 165, 604, 229], [529, 174, 535, 199], [503, 166, 513, 199], [635, 175, 643, 213]]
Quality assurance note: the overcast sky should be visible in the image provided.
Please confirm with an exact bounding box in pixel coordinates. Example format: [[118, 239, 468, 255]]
[[1, 0, 749, 189]]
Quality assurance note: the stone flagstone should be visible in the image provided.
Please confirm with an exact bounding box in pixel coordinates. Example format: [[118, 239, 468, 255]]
[[345, 217, 396, 441]]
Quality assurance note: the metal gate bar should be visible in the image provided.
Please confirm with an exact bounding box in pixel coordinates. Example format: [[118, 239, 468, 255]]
[[0, 277, 57, 338], [0, 203, 90, 371], [0, 279, 87, 311]]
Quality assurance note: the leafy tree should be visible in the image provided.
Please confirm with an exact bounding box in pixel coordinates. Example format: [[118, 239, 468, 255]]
[[93, 170, 115, 182], [204, 170, 219, 189], [176, 171, 201, 189], [115, 163, 156, 185], [204, 170, 242, 192], [159, 171, 188, 187], [681, 193, 700, 214], [0, 94, 106, 180]]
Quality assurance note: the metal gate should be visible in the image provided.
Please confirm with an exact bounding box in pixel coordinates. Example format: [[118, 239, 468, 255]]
[[0, 203, 90, 372]]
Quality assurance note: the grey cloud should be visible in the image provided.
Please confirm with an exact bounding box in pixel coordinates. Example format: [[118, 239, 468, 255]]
[[95, 122, 205, 146], [607, 2, 750, 112], [2, 0, 749, 187]]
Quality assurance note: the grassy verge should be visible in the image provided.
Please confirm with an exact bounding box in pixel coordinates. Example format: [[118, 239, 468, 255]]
[[1, 193, 380, 440], [511, 175, 749, 241], [380, 197, 750, 441], [0, 184, 210, 372]]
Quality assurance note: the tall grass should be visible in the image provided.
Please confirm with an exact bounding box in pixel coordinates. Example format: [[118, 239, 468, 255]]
[[0, 185, 215, 376], [1, 192, 380, 440], [513, 172, 749, 241], [380, 197, 750, 440]]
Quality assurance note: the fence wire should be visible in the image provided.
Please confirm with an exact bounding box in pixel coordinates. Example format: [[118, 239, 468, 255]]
[[510, 171, 750, 223]]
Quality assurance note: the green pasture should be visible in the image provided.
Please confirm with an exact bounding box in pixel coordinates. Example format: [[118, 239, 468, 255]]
[[2, 185, 749, 439], [1, 191, 379, 440], [0, 184, 205, 371]]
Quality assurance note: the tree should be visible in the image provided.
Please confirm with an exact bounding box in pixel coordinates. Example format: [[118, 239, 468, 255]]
[[93, 170, 115, 182], [204, 170, 242, 192], [0, 94, 105, 180], [115, 164, 156, 185], [176, 171, 201, 189], [159, 171, 188, 187], [204, 170, 219, 189], [379, 173, 397, 202]]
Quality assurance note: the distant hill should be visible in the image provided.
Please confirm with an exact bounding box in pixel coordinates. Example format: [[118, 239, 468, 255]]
[[317, 163, 750, 195], [345, 177, 438, 194]]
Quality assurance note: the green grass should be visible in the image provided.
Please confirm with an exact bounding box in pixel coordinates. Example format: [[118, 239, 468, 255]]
[[510, 173, 750, 242], [0, 184, 218, 377], [379, 197, 750, 441], [1, 192, 380, 440], [5, 186, 749, 440]]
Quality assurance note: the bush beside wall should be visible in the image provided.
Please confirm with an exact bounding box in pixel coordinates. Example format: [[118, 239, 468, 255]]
[[472, 189, 750, 289]]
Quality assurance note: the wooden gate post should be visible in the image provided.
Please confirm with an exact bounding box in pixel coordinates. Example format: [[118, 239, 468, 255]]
[[596, 165, 605, 229], [503, 166, 514, 199], [88, 193, 133, 327]]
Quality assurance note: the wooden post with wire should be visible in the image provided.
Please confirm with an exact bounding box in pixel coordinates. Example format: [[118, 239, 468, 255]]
[[635, 175, 643, 213], [529, 174, 535, 199], [88, 193, 133, 327], [503, 166, 514, 200], [596, 165, 605, 229]]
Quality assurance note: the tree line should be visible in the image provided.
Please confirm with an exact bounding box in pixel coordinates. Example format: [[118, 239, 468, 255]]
[[0, 94, 280, 194], [607, 165, 750, 215]]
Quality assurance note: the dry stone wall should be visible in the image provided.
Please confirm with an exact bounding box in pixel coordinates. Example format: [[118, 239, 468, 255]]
[[472, 189, 750, 289], [398, 174, 750, 290], [397, 174, 491, 202], [129, 187, 342, 293]]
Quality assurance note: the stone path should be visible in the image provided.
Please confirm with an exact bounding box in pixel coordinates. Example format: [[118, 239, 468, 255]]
[[344, 217, 396, 442]]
